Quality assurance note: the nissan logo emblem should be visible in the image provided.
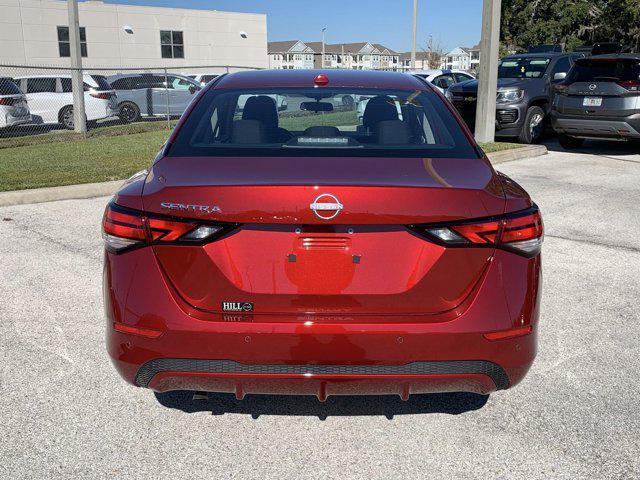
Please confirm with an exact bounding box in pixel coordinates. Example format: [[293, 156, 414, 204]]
[[310, 193, 343, 220], [589, 84, 597, 91]]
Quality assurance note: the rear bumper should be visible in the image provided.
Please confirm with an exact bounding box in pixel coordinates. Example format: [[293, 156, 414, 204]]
[[551, 112, 640, 139], [105, 248, 541, 398]]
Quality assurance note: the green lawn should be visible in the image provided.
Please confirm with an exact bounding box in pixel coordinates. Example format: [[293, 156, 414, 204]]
[[0, 120, 525, 192], [0, 127, 169, 191], [278, 110, 358, 130], [479, 141, 524, 153]]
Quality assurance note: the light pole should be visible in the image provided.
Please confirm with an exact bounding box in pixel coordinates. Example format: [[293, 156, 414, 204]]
[[410, 0, 418, 70], [321, 27, 326, 69], [474, 0, 502, 143], [67, 0, 87, 133]]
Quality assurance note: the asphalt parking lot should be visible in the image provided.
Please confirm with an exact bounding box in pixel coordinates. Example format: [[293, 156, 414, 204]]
[[1, 140, 639, 479]]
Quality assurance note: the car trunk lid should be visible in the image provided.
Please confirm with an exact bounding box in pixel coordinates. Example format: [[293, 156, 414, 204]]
[[141, 155, 506, 318]]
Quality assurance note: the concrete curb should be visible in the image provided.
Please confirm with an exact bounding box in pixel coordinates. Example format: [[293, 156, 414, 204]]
[[0, 180, 122, 207], [0, 145, 549, 207], [486, 144, 547, 165]]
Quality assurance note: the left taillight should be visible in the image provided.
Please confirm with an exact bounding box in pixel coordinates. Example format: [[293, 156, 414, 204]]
[[102, 202, 238, 253], [408, 206, 544, 258]]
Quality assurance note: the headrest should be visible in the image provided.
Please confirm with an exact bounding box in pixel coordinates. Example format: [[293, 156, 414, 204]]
[[362, 96, 398, 129], [231, 119, 267, 144], [376, 120, 411, 145], [242, 95, 278, 132]]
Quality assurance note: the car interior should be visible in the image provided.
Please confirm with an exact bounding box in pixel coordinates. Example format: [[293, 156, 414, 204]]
[[186, 89, 459, 150]]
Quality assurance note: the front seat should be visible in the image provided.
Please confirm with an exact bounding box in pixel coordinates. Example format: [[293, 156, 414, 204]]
[[362, 95, 399, 132], [242, 96, 291, 143]]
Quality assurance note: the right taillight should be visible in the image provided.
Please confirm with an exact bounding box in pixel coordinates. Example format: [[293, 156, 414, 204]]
[[617, 80, 640, 92], [409, 206, 544, 258], [102, 202, 239, 253]]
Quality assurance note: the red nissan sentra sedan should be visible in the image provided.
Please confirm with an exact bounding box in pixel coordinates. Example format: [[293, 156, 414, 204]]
[[103, 70, 542, 399]]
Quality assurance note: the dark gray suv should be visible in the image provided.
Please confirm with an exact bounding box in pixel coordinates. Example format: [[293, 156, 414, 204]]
[[550, 54, 640, 148], [447, 52, 584, 143]]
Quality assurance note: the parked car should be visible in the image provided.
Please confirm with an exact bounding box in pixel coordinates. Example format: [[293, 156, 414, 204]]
[[107, 73, 202, 123], [446, 50, 585, 143], [410, 69, 476, 93], [13, 74, 117, 129], [183, 73, 220, 86], [103, 70, 543, 399], [551, 54, 640, 148], [0, 77, 32, 129]]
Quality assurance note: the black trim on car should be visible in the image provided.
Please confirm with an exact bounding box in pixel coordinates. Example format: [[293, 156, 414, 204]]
[[134, 358, 510, 390]]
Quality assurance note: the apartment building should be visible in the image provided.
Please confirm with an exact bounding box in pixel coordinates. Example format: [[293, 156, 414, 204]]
[[442, 44, 480, 72], [267, 40, 399, 71], [1, 0, 268, 69], [267, 40, 314, 69]]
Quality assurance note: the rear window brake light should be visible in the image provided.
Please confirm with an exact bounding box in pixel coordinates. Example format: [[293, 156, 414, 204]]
[[102, 202, 239, 253], [408, 206, 544, 257]]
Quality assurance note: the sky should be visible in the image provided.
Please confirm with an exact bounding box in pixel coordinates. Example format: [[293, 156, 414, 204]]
[[99, 0, 482, 53]]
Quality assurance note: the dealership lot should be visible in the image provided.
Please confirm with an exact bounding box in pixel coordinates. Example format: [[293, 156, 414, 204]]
[[1, 142, 639, 479]]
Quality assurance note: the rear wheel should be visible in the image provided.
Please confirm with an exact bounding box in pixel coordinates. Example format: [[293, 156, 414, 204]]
[[59, 106, 75, 130], [342, 95, 355, 109], [518, 106, 545, 144], [118, 102, 141, 124], [558, 133, 584, 150]]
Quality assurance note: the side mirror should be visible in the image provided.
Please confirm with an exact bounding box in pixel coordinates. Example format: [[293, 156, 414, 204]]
[[188, 85, 197, 94], [553, 72, 567, 81]]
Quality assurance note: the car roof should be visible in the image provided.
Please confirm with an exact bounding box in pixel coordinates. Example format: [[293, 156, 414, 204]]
[[211, 69, 429, 91], [587, 53, 640, 60], [502, 53, 562, 60], [14, 73, 94, 80]]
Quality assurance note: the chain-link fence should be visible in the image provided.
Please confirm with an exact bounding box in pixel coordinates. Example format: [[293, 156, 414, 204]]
[[0, 64, 261, 138]]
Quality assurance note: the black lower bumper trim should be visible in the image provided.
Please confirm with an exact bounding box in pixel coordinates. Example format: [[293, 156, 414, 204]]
[[135, 359, 510, 390]]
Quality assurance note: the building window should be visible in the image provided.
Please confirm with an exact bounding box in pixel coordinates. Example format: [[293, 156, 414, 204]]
[[57, 26, 87, 57], [160, 30, 184, 59]]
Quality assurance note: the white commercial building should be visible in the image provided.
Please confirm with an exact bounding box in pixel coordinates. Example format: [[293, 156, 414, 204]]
[[0, 0, 268, 69]]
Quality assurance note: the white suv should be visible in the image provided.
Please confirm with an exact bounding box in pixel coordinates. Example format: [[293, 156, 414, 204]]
[[0, 77, 32, 129], [14, 74, 117, 129]]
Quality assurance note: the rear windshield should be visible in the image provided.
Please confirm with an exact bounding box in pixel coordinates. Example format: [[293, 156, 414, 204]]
[[499, 57, 551, 79], [0, 78, 21, 95], [168, 88, 478, 159], [567, 58, 640, 82]]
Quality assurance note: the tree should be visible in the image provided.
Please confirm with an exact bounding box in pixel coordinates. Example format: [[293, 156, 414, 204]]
[[500, 0, 640, 52]]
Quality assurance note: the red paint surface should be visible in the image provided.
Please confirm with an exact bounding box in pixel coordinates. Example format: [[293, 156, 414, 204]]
[[103, 69, 541, 397]]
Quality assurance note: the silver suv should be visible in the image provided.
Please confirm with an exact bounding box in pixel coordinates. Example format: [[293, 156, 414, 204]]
[[551, 54, 640, 148], [107, 73, 201, 123]]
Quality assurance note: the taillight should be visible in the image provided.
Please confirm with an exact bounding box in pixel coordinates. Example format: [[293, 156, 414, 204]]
[[90, 91, 112, 99], [554, 83, 568, 95], [102, 202, 238, 253], [408, 206, 544, 258], [0, 97, 16, 105], [617, 80, 640, 92]]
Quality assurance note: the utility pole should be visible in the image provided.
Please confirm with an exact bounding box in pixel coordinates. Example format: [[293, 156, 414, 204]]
[[410, 0, 418, 70], [474, 0, 501, 143], [67, 0, 87, 133], [321, 27, 326, 69]]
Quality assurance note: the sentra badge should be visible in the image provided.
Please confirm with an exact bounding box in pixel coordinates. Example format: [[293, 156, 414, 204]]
[[160, 202, 222, 214]]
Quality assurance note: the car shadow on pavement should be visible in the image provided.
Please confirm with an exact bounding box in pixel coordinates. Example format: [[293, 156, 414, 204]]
[[153, 391, 489, 419], [543, 138, 640, 156]]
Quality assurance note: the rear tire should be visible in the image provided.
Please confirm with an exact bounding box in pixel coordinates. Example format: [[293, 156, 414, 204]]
[[118, 102, 141, 124], [59, 106, 75, 130], [518, 106, 545, 144], [342, 95, 355, 109], [558, 133, 584, 150]]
